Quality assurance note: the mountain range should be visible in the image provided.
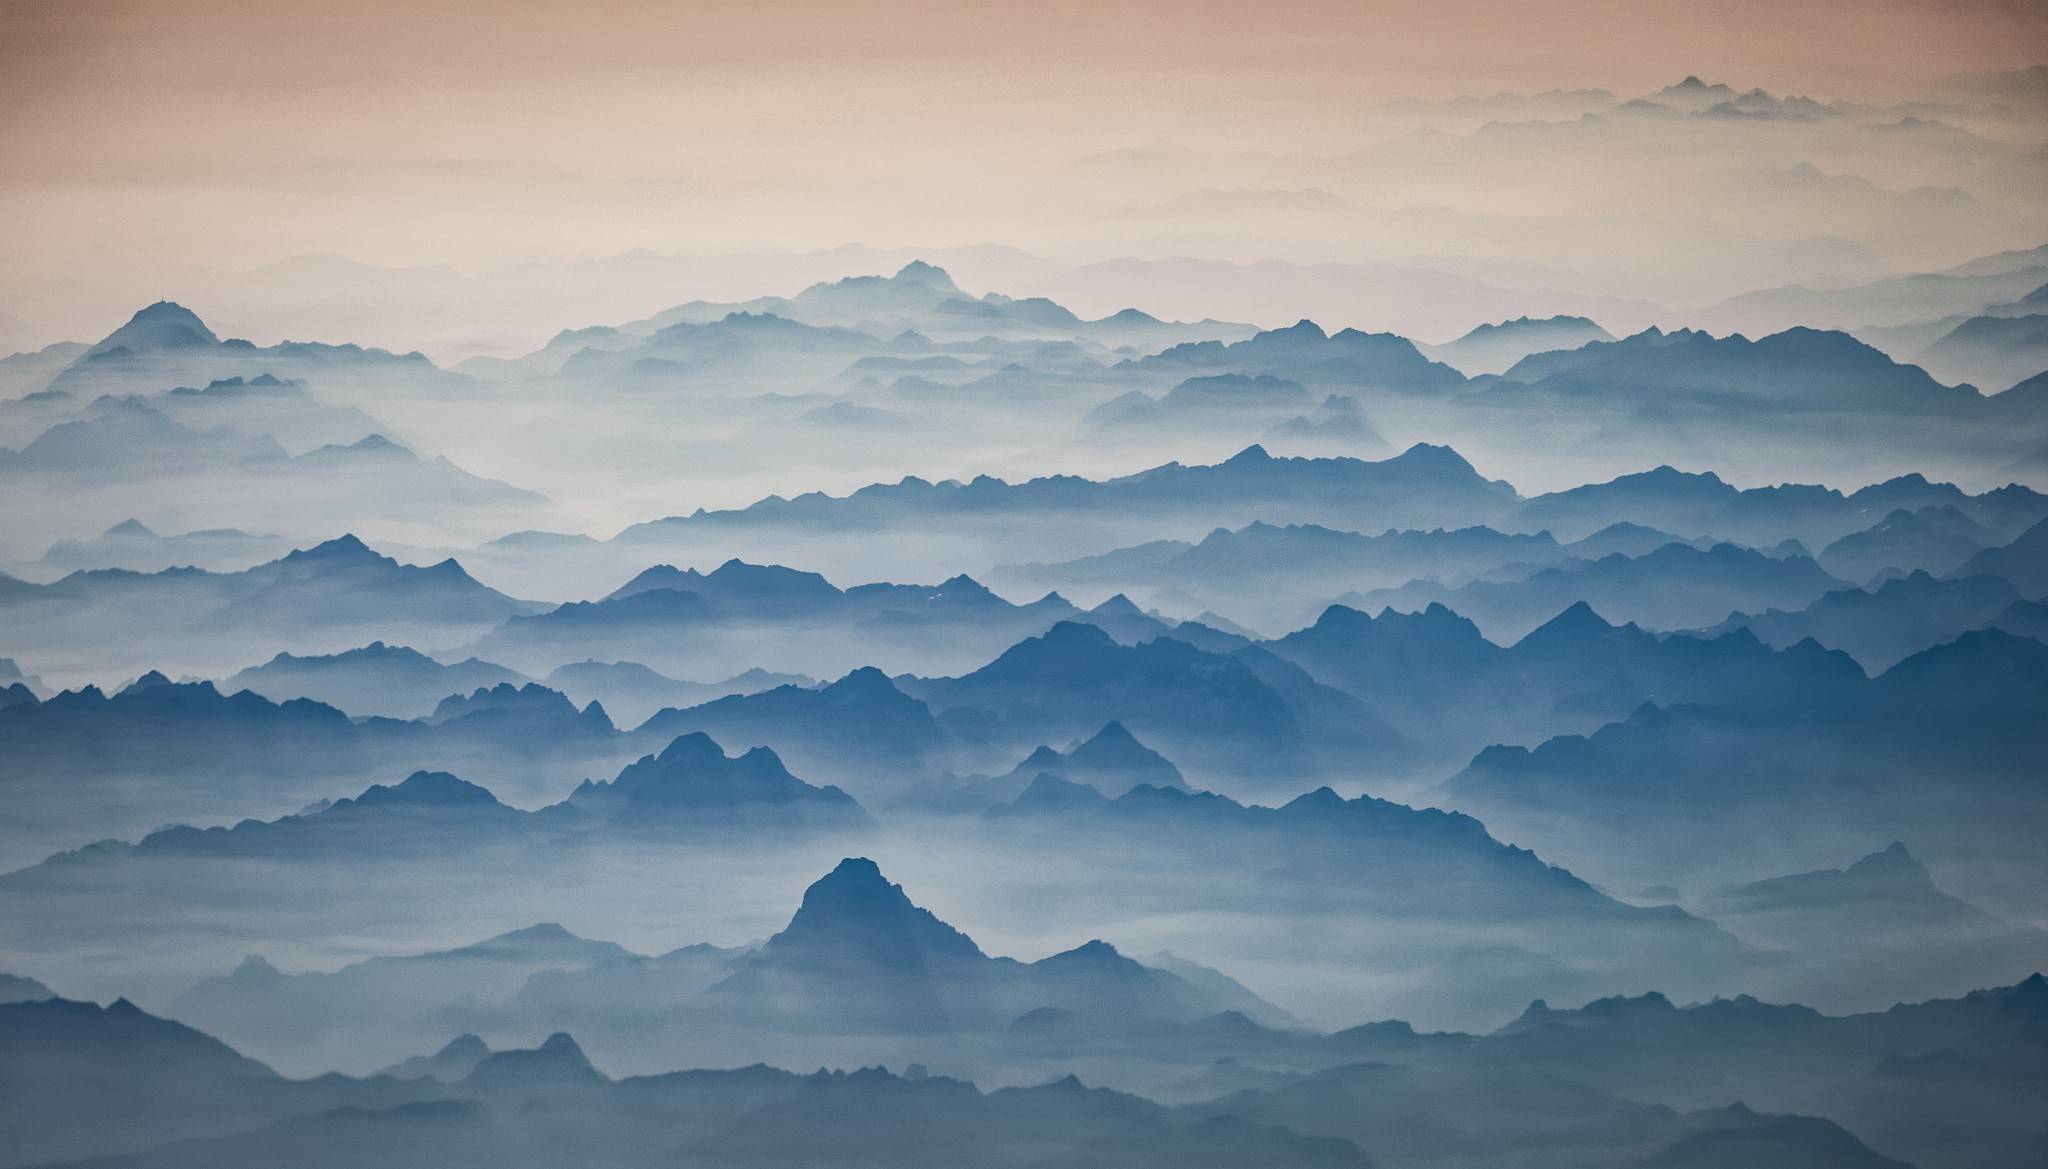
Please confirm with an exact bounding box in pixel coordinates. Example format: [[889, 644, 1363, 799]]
[[7, 926, 2040, 1169]]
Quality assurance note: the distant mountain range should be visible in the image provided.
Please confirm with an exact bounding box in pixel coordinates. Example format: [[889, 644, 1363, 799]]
[[223, 642, 531, 720], [0, 533, 545, 685], [468, 557, 1093, 679], [454, 261, 1256, 388], [1914, 308, 2048, 392], [1479, 325, 1989, 415], [7, 942, 2038, 1169], [1420, 314, 1616, 376], [1346, 541, 1849, 642], [1709, 569, 2028, 670], [11, 731, 864, 893], [1442, 628, 2048, 888], [40, 518, 298, 574], [1125, 318, 1467, 395], [40, 301, 472, 402], [934, 720, 1188, 810]]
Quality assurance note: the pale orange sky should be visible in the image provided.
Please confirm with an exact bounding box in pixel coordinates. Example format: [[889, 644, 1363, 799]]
[[0, 0, 2043, 343]]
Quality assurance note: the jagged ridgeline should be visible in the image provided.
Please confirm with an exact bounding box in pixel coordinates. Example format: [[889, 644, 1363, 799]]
[[5, 38, 2048, 1169]]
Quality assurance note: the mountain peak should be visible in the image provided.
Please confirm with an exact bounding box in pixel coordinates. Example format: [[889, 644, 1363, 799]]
[[89, 300, 219, 355], [465, 1029, 602, 1087], [436, 1033, 489, 1059], [763, 857, 986, 968], [352, 771, 502, 808], [825, 664, 902, 698], [537, 1031, 584, 1056], [1518, 600, 1621, 645], [1845, 840, 1928, 881], [1042, 938, 1124, 964], [1078, 720, 1139, 752], [231, 954, 282, 980], [893, 259, 954, 286], [1089, 593, 1147, 618], [805, 856, 894, 901], [120, 669, 175, 695], [1394, 441, 1476, 468], [286, 534, 376, 562], [574, 731, 854, 818]]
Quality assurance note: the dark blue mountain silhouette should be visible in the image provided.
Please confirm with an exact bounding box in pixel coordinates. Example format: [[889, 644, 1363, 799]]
[[1127, 318, 1466, 395], [223, 642, 529, 719], [565, 732, 864, 827]]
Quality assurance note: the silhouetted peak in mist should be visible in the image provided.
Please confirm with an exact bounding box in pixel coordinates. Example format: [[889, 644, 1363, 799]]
[[764, 858, 987, 968], [353, 771, 502, 807], [1068, 720, 1150, 766], [88, 301, 220, 356], [120, 670, 176, 695], [283, 534, 377, 562], [464, 1030, 603, 1088], [891, 259, 956, 287], [229, 955, 283, 981], [569, 731, 858, 817]]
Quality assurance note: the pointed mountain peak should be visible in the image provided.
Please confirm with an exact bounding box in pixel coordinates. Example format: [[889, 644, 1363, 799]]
[[1041, 938, 1124, 964], [435, 1033, 489, 1060], [1224, 443, 1273, 464], [1390, 443, 1485, 477], [765, 857, 986, 966], [231, 954, 282, 980], [90, 300, 219, 355], [465, 1030, 602, 1086], [1520, 600, 1621, 644], [935, 573, 997, 600], [652, 730, 727, 769], [1080, 720, 1139, 750], [798, 859, 897, 904], [537, 1032, 586, 1057], [120, 669, 175, 695], [985, 621, 1126, 678], [825, 665, 904, 699], [579, 731, 850, 817], [1088, 593, 1147, 618], [106, 518, 155, 537], [1062, 722, 1180, 787], [287, 533, 376, 561], [334, 433, 409, 455], [1281, 786, 1346, 813], [892, 259, 956, 288]]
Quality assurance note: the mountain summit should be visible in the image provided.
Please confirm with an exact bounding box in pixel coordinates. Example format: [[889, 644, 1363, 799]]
[[87, 301, 220, 356], [760, 857, 986, 971]]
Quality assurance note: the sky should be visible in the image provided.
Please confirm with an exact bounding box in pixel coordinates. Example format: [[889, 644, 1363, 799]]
[[1, 0, 2043, 350]]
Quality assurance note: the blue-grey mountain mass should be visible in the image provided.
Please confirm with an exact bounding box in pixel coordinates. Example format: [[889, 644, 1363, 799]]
[[3, 7, 2046, 1167]]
